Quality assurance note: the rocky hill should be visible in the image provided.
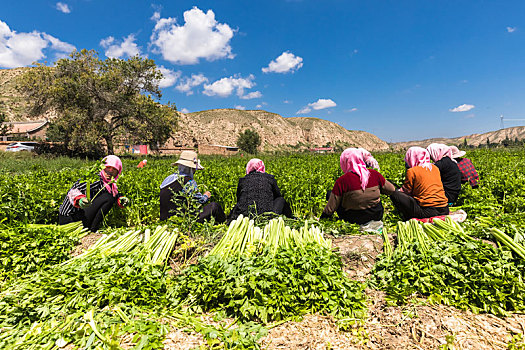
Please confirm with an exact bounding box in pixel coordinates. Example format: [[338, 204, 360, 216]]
[[393, 126, 525, 149], [1, 68, 389, 151], [170, 109, 390, 151], [0, 68, 31, 121]]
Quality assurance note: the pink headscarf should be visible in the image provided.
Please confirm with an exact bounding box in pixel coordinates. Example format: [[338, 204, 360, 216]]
[[246, 158, 265, 174], [340, 148, 370, 191], [426, 143, 456, 163], [405, 147, 432, 170], [358, 148, 380, 171], [100, 155, 122, 197]]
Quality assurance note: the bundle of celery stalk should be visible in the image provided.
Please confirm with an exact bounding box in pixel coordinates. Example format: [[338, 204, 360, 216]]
[[383, 216, 471, 258], [69, 225, 178, 266], [209, 215, 330, 258]]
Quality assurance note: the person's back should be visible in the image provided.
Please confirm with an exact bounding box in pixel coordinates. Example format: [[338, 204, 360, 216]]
[[433, 156, 462, 203], [234, 172, 279, 216], [405, 164, 448, 207], [159, 175, 191, 221], [334, 169, 389, 210]]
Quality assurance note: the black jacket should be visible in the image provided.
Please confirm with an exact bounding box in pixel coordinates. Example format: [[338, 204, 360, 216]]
[[229, 172, 282, 219], [434, 156, 462, 203]]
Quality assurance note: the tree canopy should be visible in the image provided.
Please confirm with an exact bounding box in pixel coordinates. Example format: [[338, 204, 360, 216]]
[[0, 112, 12, 138], [237, 129, 261, 154], [17, 49, 178, 155]]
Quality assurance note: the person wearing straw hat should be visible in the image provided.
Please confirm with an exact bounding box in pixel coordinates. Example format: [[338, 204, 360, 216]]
[[159, 150, 226, 223], [450, 146, 479, 188]]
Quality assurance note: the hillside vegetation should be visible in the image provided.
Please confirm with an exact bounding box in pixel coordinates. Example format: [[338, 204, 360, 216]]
[[1, 68, 389, 151], [173, 109, 390, 151], [393, 126, 525, 149]]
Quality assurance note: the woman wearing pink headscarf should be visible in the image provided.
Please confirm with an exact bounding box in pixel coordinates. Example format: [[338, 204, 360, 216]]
[[59, 155, 129, 232], [426, 143, 462, 204], [321, 148, 395, 224], [390, 147, 449, 220], [228, 158, 293, 220]]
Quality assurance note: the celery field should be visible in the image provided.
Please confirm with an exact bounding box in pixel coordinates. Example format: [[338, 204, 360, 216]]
[[2, 149, 525, 349]]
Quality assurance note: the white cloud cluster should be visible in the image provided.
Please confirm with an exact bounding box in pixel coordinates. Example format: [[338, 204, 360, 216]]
[[100, 34, 140, 58], [234, 105, 245, 110], [203, 74, 261, 99], [56, 2, 71, 13], [240, 91, 262, 100], [157, 66, 181, 88], [176, 73, 208, 95], [346, 107, 358, 113], [262, 51, 303, 73], [449, 104, 475, 112], [180, 108, 190, 114], [150, 7, 235, 65], [0, 20, 75, 68], [507, 26, 517, 33], [297, 98, 337, 114]]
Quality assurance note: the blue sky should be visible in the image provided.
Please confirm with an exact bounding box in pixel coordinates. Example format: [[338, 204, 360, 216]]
[[1, 1, 524, 142]]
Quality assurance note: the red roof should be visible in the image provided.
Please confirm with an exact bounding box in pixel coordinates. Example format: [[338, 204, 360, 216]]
[[5, 120, 48, 134], [311, 147, 334, 151]]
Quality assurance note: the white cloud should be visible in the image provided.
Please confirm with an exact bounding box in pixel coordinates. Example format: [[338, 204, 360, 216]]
[[256, 104, 262, 108], [151, 11, 161, 21], [234, 105, 245, 110], [240, 91, 262, 100], [203, 74, 258, 98], [150, 7, 235, 65], [176, 73, 208, 95], [56, 2, 71, 13], [507, 26, 517, 33], [345, 107, 358, 113], [449, 104, 475, 112], [100, 34, 140, 58], [180, 108, 190, 114], [297, 98, 337, 114], [157, 66, 181, 88], [0, 20, 75, 68], [262, 51, 303, 73], [283, 100, 291, 104]]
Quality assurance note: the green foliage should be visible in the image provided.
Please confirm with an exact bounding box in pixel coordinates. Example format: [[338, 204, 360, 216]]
[[0, 223, 81, 284], [237, 129, 261, 154], [16, 49, 178, 154], [173, 244, 367, 323], [0, 254, 171, 326], [0, 111, 12, 137], [370, 238, 525, 316]]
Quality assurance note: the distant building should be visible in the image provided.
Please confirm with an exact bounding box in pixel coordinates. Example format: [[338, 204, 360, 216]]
[[309, 147, 334, 153], [198, 144, 239, 156], [1, 120, 49, 141]]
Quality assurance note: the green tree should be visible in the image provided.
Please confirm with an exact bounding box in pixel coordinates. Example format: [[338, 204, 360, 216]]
[[237, 129, 261, 154], [0, 112, 12, 140], [17, 49, 178, 154]]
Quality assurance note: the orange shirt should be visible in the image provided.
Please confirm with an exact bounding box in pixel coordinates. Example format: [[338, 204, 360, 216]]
[[403, 164, 448, 207]]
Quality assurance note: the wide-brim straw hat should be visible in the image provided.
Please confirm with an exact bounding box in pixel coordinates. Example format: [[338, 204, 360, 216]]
[[449, 146, 466, 159], [172, 150, 204, 169]]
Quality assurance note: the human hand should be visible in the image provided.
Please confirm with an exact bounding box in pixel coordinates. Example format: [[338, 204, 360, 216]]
[[79, 197, 91, 209], [119, 196, 130, 207], [204, 191, 211, 198]]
